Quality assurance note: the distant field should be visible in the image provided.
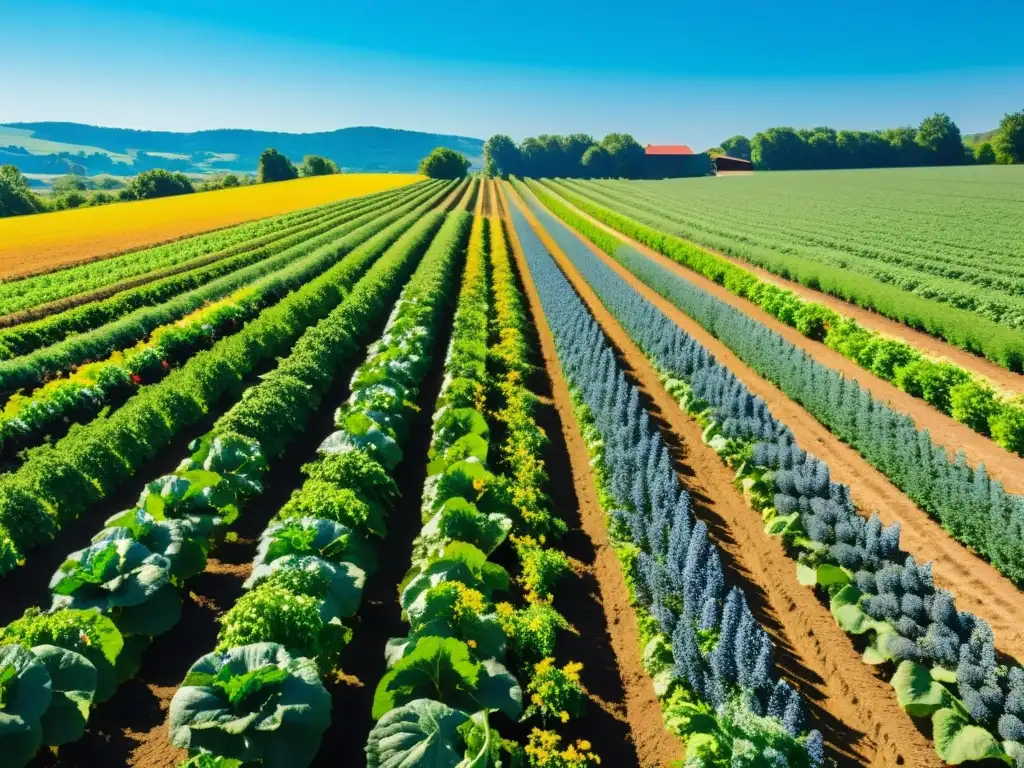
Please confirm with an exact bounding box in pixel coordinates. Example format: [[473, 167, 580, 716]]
[[0, 172, 421, 278], [0, 126, 135, 164], [551, 166, 1024, 366]]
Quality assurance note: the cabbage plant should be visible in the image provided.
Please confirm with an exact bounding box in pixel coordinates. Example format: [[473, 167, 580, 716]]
[[366, 699, 497, 768], [169, 643, 330, 768]]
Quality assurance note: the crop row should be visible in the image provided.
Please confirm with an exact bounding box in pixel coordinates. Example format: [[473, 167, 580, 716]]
[[0, 183, 420, 317], [0, 182, 456, 577], [511, 182, 1024, 765], [167, 209, 471, 766], [523, 179, 1024, 588], [550, 178, 1024, 373], [504, 185, 824, 764], [536, 180, 1024, 454], [0, 181, 441, 401], [0, 199, 453, 767], [0, 181, 435, 358], [0, 183, 449, 463]]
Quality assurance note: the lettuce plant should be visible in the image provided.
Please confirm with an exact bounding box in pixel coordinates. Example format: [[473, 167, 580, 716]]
[[169, 643, 331, 768], [252, 516, 377, 575], [49, 537, 181, 638], [366, 699, 498, 768], [372, 637, 521, 720]]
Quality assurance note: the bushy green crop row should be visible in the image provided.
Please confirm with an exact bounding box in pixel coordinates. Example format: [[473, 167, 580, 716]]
[[0, 182, 442, 400], [0, 195, 375, 317], [535, 180, 1024, 455], [0, 182, 456, 578], [555, 176, 1024, 371], [0, 198, 452, 768], [0, 182, 436, 359], [0, 184, 449, 463], [167, 210, 470, 767]]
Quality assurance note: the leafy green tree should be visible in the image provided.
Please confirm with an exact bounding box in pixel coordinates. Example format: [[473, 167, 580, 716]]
[[221, 173, 241, 188], [257, 148, 299, 183], [52, 175, 89, 195], [483, 134, 520, 178], [600, 133, 644, 177], [993, 110, 1024, 164], [300, 155, 340, 177], [122, 169, 195, 200], [720, 135, 751, 160], [558, 133, 595, 176], [751, 127, 805, 170], [974, 142, 997, 164], [916, 113, 965, 165], [0, 164, 45, 217], [418, 147, 470, 179], [581, 144, 612, 177]]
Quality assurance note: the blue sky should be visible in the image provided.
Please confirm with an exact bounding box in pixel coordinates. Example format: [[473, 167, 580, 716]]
[[2, 0, 1022, 149]]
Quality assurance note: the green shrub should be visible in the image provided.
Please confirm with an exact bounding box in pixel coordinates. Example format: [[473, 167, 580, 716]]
[[949, 380, 999, 434], [793, 303, 838, 341], [991, 401, 1024, 454]]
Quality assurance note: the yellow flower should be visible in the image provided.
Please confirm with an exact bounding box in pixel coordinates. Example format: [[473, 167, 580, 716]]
[[466, 639, 477, 648], [578, 740, 592, 751], [559, 710, 570, 723]]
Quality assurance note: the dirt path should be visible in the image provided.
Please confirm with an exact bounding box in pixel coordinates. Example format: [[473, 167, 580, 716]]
[[536, 183, 1024, 495], [496, 182, 685, 768], [502, 182, 942, 767], [510, 183, 1024, 665], [544, 182, 1024, 395]]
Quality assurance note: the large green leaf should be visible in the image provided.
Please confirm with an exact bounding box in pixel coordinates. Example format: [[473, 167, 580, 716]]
[[829, 586, 877, 635], [891, 661, 953, 716], [32, 644, 96, 747], [372, 638, 479, 720], [401, 543, 509, 613], [366, 698, 472, 768], [170, 643, 330, 768], [932, 707, 1004, 764], [0, 644, 50, 767]]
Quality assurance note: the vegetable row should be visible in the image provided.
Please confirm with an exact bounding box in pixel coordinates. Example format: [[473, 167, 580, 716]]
[[504, 185, 824, 765], [0, 180, 441, 402], [0, 183, 446, 462], [0, 199, 453, 767], [0, 181, 435, 359], [526, 179, 1024, 587], [512, 182, 1024, 765], [551, 177, 1024, 372], [0, 185, 417, 317], [0, 182, 456, 578], [539, 179, 1024, 452], [167, 210, 470, 766]]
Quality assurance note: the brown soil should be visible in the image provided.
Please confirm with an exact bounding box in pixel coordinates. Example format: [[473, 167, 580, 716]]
[[527, 184, 1024, 662], [545, 182, 1024, 396], [497, 180, 685, 767], [542, 184, 1024, 494], [503, 181, 942, 767]]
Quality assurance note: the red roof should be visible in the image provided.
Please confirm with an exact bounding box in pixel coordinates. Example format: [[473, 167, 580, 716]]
[[645, 144, 694, 155]]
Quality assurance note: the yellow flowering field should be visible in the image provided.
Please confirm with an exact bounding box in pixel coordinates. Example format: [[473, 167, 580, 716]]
[[0, 173, 421, 279]]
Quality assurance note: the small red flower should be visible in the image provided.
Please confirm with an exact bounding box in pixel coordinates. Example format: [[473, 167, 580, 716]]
[[131, 374, 143, 385], [161, 360, 170, 369]]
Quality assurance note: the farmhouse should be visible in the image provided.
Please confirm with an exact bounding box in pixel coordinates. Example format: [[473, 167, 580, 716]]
[[643, 144, 710, 178], [713, 154, 754, 172]]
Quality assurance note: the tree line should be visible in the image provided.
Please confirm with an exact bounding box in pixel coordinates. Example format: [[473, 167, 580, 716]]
[[483, 133, 648, 179], [717, 110, 1024, 171], [0, 149, 341, 219]]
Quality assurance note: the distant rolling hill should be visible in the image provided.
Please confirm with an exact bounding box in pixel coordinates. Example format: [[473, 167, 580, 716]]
[[0, 122, 484, 177], [962, 129, 998, 147]]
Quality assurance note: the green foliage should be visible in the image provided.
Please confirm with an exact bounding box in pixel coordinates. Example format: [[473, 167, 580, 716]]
[[973, 142, 996, 164], [169, 643, 331, 768], [915, 113, 965, 165], [719, 135, 752, 160], [257, 148, 299, 183], [122, 169, 195, 200], [366, 699, 496, 768], [300, 155, 340, 177], [993, 110, 1024, 164], [371, 636, 522, 720], [580, 144, 612, 178], [523, 658, 585, 724], [0, 165, 45, 217], [419, 147, 471, 179], [483, 134, 519, 178], [495, 602, 568, 667]]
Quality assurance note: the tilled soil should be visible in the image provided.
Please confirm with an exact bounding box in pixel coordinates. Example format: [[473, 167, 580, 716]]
[[532, 183, 1024, 662], [498, 181, 685, 767], [503, 181, 942, 767]]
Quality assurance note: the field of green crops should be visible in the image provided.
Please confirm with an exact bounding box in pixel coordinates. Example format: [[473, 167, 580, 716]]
[[556, 167, 1024, 369]]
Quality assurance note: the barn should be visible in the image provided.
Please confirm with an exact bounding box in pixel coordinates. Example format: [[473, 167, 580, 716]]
[[643, 144, 711, 178], [713, 155, 754, 173]]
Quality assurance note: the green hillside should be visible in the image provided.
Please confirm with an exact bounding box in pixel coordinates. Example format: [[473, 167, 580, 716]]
[[0, 122, 485, 176]]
